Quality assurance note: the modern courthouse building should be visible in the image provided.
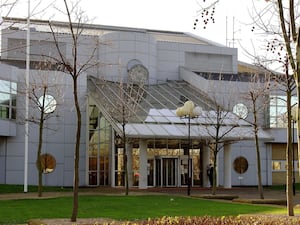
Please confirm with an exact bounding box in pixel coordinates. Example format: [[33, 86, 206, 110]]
[[0, 17, 296, 189]]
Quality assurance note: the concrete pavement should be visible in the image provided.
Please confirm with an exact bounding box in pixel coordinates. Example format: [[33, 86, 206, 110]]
[[0, 186, 299, 205]]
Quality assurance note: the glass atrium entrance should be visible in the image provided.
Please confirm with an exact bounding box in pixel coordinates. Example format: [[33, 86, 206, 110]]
[[113, 138, 203, 188], [87, 76, 213, 188], [155, 156, 193, 187], [155, 157, 178, 187]]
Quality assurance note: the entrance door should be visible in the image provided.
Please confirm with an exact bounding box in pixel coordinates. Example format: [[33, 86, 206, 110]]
[[155, 157, 178, 187], [180, 157, 193, 186]]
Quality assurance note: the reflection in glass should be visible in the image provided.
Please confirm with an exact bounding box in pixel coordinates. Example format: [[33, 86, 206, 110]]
[[0, 80, 17, 119], [0, 106, 8, 118], [272, 161, 281, 170], [0, 80, 11, 93], [0, 93, 9, 105], [88, 102, 111, 186], [269, 95, 297, 128]]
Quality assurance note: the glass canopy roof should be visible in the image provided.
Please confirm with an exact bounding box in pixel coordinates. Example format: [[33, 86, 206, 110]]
[[87, 76, 272, 141]]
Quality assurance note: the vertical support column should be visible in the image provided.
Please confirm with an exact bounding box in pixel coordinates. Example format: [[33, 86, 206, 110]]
[[202, 144, 211, 188], [224, 143, 232, 188], [139, 139, 148, 189], [126, 143, 133, 187], [111, 130, 115, 187]]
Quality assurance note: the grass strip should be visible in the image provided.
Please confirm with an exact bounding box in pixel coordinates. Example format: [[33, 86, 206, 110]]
[[0, 195, 286, 224]]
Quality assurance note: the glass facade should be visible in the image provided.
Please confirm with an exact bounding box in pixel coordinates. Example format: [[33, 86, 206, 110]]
[[113, 138, 202, 187], [87, 77, 257, 187], [272, 160, 298, 171], [87, 77, 213, 187], [88, 103, 204, 188], [269, 95, 297, 128], [0, 79, 17, 119], [88, 103, 111, 186]]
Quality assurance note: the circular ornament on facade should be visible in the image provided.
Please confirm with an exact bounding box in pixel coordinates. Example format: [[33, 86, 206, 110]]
[[128, 64, 149, 86], [38, 94, 57, 113], [233, 156, 248, 174], [36, 153, 57, 174], [233, 103, 248, 119], [127, 59, 142, 71]]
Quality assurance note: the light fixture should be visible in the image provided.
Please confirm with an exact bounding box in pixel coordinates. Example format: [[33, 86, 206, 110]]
[[176, 100, 202, 196]]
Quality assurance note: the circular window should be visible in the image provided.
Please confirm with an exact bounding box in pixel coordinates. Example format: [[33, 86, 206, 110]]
[[233, 103, 248, 119], [38, 94, 57, 113], [233, 156, 248, 174], [36, 153, 56, 174]]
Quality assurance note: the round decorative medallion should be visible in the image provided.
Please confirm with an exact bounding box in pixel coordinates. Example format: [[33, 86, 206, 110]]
[[38, 94, 57, 113], [233, 156, 248, 174], [128, 64, 149, 86], [233, 103, 248, 119], [36, 153, 56, 174]]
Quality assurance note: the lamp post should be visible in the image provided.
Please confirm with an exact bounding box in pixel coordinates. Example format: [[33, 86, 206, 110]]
[[176, 100, 202, 196], [24, 0, 31, 193]]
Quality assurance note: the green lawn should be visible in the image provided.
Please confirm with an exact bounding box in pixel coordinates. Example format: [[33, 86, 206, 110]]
[[0, 195, 289, 224]]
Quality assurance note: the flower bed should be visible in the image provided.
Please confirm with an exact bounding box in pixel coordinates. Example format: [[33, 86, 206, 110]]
[[31, 215, 300, 225]]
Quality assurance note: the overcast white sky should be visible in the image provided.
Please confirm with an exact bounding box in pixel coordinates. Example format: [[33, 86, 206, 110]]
[[7, 0, 272, 64]]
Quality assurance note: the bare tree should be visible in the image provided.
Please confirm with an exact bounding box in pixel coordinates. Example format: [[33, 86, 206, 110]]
[[48, 0, 98, 221], [199, 80, 241, 195], [241, 4, 297, 213], [203, 107, 239, 195], [241, 2, 298, 213], [27, 61, 62, 197], [285, 66, 296, 216], [241, 72, 273, 199], [194, 0, 299, 215], [17, 61, 63, 197], [114, 80, 145, 195], [274, 1, 300, 189], [271, 60, 296, 216], [1, 0, 18, 18], [88, 74, 146, 195]]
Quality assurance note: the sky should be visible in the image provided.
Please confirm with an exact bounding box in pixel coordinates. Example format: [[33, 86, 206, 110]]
[[6, 0, 272, 64]]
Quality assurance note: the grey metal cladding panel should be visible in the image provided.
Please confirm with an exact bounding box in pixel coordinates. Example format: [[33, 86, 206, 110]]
[[7, 38, 66, 61], [5, 171, 24, 184], [0, 120, 16, 136]]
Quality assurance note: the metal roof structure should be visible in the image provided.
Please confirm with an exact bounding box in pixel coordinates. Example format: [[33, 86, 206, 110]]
[[2, 17, 214, 46], [87, 76, 272, 141]]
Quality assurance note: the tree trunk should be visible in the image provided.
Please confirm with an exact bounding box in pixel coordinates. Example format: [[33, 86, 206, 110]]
[[287, 86, 294, 216], [254, 130, 264, 199], [251, 91, 264, 199], [212, 147, 217, 195], [37, 115, 44, 197], [294, 28, 300, 181], [71, 77, 81, 222], [297, 84, 300, 179], [37, 88, 46, 197], [123, 123, 129, 195]]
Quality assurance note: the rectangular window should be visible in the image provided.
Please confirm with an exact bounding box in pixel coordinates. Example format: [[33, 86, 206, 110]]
[[272, 161, 281, 171], [269, 95, 297, 128], [0, 80, 17, 120], [272, 160, 298, 171], [88, 105, 111, 186]]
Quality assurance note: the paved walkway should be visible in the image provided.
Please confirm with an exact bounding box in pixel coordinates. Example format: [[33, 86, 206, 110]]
[[0, 186, 299, 205], [146, 187, 300, 205]]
